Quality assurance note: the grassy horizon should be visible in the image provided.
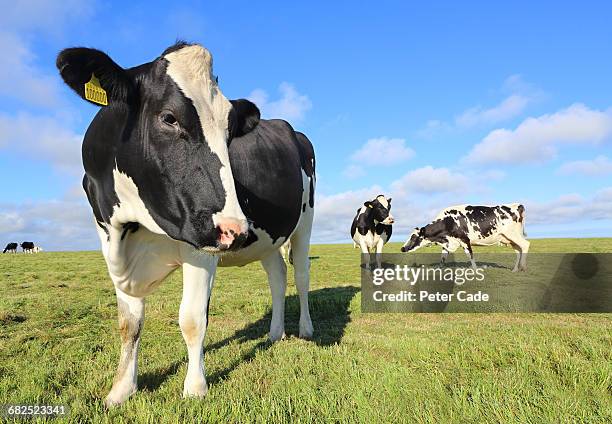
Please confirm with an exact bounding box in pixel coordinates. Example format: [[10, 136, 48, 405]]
[[1, 238, 611, 422]]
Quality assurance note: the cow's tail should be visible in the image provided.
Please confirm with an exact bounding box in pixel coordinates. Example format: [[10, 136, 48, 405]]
[[518, 204, 527, 237]]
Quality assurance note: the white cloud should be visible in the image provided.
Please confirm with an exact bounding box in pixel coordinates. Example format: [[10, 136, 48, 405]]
[[0, 1, 93, 107], [248, 82, 312, 123], [455, 94, 530, 128], [0, 0, 92, 33], [343, 137, 415, 179], [0, 32, 64, 108], [313, 185, 384, 243], [0, 112, 83, 175], [342, 164, 366, 179], [558, 155, 612, 176], [350, 137, 415, 165], [416, 75, 541, 138], [0, 212, 25, 234], [526, 188, 612, 225], [0, 196, 98, 251], [391, 166, 469, 194], [465, 104, 612, 165]]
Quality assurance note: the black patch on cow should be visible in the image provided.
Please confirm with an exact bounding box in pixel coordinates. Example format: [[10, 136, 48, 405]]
[[518, 204, 525, 221], [302, 203, 306, 212], [121, 222, 140, 240], [375, 223, 392, 240], [500, 205, 518, 221], [230, 119, 313, 244], [464, 206, 498, 238], [229, 99, 261, 139]]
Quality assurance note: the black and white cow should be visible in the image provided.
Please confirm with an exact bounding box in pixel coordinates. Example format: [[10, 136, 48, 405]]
[[56, 42, 315, 406], [3, 242, 17, 253], [20, 241, 35, 254], [351, 195, 394, 268], [401, 204, 529, 271]]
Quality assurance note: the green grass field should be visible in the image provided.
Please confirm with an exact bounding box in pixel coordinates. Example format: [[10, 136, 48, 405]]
[[1, 239, 611, 423]]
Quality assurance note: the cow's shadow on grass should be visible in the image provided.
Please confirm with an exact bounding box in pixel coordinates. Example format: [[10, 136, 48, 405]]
[[140, 286, 359, 391]]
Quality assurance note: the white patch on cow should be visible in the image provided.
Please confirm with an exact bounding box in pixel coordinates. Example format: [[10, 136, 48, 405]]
[[376, 195, 389, 209], [164, 45, 247, 233], [111, 168, 166, 235]]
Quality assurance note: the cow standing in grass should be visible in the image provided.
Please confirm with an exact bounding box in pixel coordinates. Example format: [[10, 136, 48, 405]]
[[401, 203, 529, 271], [20, 242, 35, 254], [351, 195, 394, 269], [56, 42, 315, 406], [3, 242, 17, 253]]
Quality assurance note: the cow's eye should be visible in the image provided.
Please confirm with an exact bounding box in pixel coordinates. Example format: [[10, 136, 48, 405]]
[[161, 112, 178, 126]]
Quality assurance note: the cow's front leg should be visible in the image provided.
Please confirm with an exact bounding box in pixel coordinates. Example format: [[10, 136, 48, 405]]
[[261, 252, 287, 342], [440, 248, 449, 266], [105, 289, 144, 407], [359, 240, 371, 270], [375, 239, 385, 269], [180, 254, 218, 398]]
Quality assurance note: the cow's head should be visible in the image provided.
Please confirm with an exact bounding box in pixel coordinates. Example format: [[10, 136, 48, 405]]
[[364, 195, 394, 225], [56, 42, 260, 252], [400, 227, 427, 252]]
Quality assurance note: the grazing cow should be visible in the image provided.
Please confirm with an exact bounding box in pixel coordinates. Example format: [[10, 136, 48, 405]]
[[400, 203, 529, 271], [21, 242, 35, 253], [3, 242, 17, 253], [56, 42, 315, 406], [351, 195, 394, 268]]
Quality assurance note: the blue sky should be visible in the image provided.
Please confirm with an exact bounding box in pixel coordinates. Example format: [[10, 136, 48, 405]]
[[1, 1, 611, 250]]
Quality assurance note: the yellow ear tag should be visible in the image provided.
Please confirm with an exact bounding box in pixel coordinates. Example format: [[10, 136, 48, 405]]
[[84, 74, 108, 106]]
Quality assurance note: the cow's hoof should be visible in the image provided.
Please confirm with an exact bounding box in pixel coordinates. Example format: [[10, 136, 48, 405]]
[[511, 267, 519, 273], [104, 384, 136, 408], [183, 379, 208, 398], [299, 318, 314, 340], [269, 328, 286, 343]]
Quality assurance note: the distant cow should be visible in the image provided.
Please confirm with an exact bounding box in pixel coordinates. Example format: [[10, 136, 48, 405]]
[[20, 242, 35, 254], [351, 195, 394, 268], [401, 203, 529, 272], [3, 242, 17, 253]]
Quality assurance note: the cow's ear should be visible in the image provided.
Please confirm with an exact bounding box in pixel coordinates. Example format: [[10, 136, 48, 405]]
[[387, 198, 392, 203], [229, 99, 260, 138], [56, 47, 134, 106], [364, 201, 373, 208]]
